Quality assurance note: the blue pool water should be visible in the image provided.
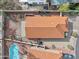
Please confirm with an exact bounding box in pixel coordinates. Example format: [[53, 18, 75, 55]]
[[63, 53, 74, 59], [9, 43, 20, 59]]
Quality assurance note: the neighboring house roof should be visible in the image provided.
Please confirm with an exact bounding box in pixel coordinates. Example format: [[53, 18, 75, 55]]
[[19, 0, 47, 4], [27, 47, 62, 59], [51, 0, 65, 5], [71, 0, 79, 3], [25, 16, 68, 38], [19, 0, 28, 2], [51, 0, 74, 5]]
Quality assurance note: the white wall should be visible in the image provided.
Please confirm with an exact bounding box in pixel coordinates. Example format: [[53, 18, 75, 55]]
[[0, 16, 3, 39], [21, 21, 26, 38]]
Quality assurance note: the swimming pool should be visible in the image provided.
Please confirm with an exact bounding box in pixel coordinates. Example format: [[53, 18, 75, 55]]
[[9, 43, 20, 59]]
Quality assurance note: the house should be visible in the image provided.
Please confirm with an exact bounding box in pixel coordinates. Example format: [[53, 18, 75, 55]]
[[25, 15, 68, 38], [71, 0, 79, 3], [27, 47, 62, 59]]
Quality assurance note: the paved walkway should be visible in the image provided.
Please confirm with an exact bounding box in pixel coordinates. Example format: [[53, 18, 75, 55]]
[[67, 16, 79, 59]]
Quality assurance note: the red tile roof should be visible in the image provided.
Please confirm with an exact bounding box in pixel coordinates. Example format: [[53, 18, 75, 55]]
[[25, 16, 68, 38], [28, 47, 62, 59]]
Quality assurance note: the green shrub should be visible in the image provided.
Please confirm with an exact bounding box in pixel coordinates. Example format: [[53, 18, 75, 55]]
[[72, 32, 78, 38], [67, 45, 74, 50]]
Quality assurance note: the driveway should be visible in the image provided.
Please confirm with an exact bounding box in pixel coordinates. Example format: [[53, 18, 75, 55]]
[[68, 16, 79, 59], [73, 16, 79, 59]]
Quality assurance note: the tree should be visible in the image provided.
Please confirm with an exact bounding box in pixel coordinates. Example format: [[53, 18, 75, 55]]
[[0, 0, 22, 10], [59, 3, 70, 12], [69, 3, 79, 11], [69, 3, 76, 10], [75, 5, 79, 11]]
